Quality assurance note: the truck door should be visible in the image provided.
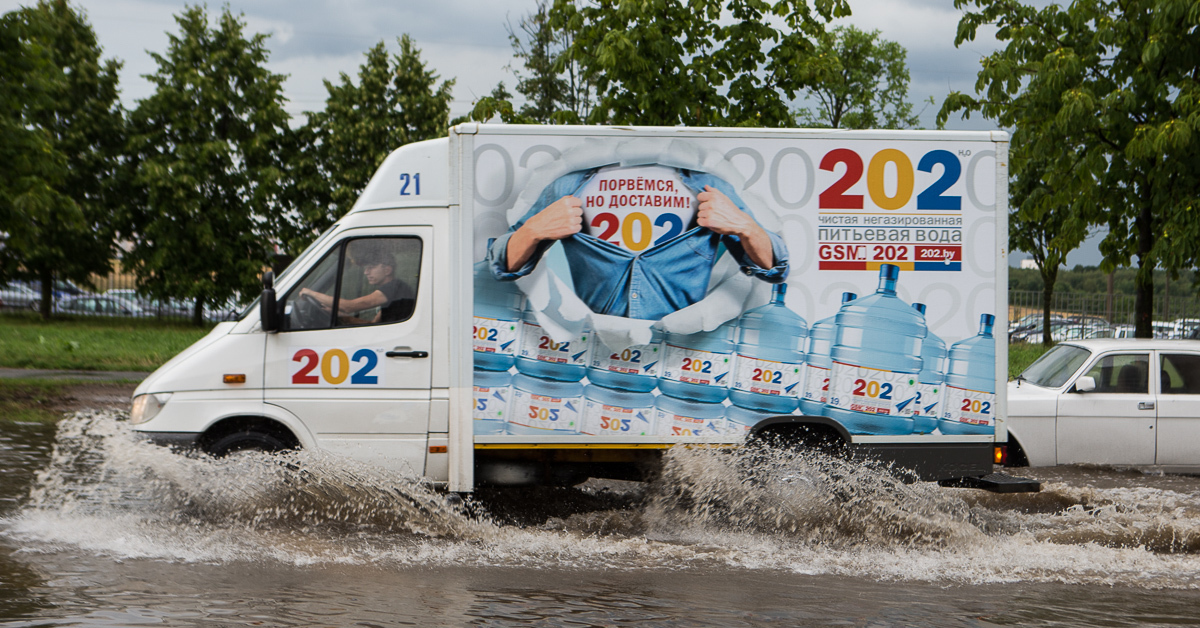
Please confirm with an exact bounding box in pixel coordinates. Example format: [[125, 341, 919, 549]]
[[264, 230, 434, 474], [1056, 352, 1156, 465]]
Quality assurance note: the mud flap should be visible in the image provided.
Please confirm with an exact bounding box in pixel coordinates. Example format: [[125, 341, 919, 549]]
[[939, 472, 1041, 493]]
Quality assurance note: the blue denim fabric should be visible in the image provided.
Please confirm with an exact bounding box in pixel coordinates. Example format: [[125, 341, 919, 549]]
[[487, 168, 790, 320]]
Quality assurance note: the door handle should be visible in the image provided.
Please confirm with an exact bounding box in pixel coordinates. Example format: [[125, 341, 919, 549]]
[[1138, 401, 1155, 410], [386, 350, 429, 358]]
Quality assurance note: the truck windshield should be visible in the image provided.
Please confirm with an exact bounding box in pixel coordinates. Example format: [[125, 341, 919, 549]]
[[1019, 344, 1090, 388]]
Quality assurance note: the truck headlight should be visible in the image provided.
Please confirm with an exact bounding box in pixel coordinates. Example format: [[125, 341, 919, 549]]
[[130, 393, 171, 425]]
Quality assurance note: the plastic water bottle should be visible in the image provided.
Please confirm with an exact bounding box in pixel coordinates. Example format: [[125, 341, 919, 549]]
[[725, 404, 776, 435], [939, 314, 996, 436], [729, 284, 807, 414], [910, 303, 947, 435], [825, 265, 925, 435], [473, 261, 524, 371], [653, 395, 727, 437], [515, 306, 590, 382], [587, 331, 662, 393], [657, 321, 736, 403], [507, 373, 583, 435], [472, 368, 511, 435], [798, 292, 857, 416], [581, 384, 655, 436]]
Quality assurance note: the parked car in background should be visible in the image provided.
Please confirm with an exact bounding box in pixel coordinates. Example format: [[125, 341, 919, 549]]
[[1171, 318, 1200, 339], [25, 279, 88, 301], [1009, 313, 1044, 333], [1009, 318, 1069, 343], [204, 297, 245, 322], [1152, 321, 1175, 339], [1006, 339, 1200, 469], [1051, 324, 1114, 342], [106, 289, 191, 318], [0, 283, 40, 310], [55, 295, 146, 317]]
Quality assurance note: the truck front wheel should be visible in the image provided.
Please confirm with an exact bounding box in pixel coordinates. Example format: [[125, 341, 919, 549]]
[[206, 430, 293, 458]]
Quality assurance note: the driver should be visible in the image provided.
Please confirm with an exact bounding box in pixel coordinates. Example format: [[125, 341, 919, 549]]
[[299, 245, 412, 324]]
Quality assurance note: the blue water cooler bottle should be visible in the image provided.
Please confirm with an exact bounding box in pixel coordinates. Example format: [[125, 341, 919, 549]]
[[910, 303, 947, 435], [939, 314, 996, 436], [729, 284, 807, 414], [581, 385, 656, 436], [472, 368, 512, 435], [587, 330, 662, 393], [507, 373, 584, 435], [824, 265, 925, 435], [654, 394, 727, 437], [725, 403, 776, 434], [473, 261, 524, 371], [515, 305, 589, 382], [798, 292, 857, 416], [657, 322, 736, 404]]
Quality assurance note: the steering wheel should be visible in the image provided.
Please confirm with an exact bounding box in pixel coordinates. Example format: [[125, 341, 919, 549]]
[[291, 293, 329, 329]]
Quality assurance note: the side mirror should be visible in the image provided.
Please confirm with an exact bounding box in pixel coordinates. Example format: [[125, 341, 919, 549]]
[[260, 271, 279, 332], [1074, 375, 1096, 393]]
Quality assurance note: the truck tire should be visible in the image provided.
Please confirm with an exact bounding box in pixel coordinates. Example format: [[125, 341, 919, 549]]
[[206, 430, 292, 458]]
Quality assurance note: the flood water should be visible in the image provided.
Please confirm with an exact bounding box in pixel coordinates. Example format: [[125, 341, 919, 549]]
[[3, 412, 1200, 626]]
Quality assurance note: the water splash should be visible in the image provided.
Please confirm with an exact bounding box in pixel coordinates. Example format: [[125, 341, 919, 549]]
[[643, 444, 987, 549], [7, 411, 1200, 588]]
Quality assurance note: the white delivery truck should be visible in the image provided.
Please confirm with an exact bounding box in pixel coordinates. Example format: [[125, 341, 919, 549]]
[[130, 124, 1036, 493]]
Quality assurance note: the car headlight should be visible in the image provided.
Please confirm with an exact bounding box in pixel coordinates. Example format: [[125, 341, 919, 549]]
[[130, 393, 171, 425]]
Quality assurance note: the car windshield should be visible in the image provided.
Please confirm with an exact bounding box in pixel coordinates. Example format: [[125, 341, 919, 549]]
[[1019, 344, 1091, 388]]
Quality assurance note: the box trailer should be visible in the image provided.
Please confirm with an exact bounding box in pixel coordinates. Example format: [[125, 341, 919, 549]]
[[130, 124, 1023, 492]]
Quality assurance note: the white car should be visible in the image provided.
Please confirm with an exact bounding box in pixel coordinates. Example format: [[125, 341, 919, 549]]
[[0, 282, 40, 310], [1007, 338, 1200, 469]]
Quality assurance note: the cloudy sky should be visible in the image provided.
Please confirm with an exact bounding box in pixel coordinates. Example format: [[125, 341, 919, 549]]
[[2, 0, 1101, 264], [2, 0, 1009, 125]]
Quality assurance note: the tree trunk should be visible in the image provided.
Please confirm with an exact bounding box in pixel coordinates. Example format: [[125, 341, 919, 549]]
[[1040, 263, 1058, 347], [1106, 271, 1114, 323], [1041, 280, 1054, 346], [192, 297, 205, 327], [38, 267, 53, 320], [1134, 261, 1154, 338], [1134, 198, 1155, 338]]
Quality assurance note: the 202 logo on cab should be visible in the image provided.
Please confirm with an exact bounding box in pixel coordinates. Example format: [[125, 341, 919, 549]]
[[290, 347, 383, 385]]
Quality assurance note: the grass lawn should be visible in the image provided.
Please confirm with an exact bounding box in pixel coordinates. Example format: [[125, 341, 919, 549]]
[[0, 312, 212, 372]]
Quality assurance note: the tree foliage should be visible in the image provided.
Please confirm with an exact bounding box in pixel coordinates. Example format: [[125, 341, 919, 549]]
[[125, 5, 291, 325], [794, 25, 920, 129], [289, 36, 453, 249], [504, 0, 595, 123], [940, 0, 1200, 338], [0, 0, 124, 318], [475, 0, 850, 126]]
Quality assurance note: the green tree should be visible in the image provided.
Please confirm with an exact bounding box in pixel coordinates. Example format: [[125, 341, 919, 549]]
[[1008, 150, 1092, 345], [0, 0, 124, 318], [126, 5, 291, 326], [794, 25, 920, 129], [289, 36, 453, 249], [941, 0, 1200, 338], [505, 0, 594, 123], [475, 0, 849, 126]]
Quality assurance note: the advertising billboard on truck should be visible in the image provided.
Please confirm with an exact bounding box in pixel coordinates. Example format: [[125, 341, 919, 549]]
[[469, 132, 1004, 440]]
